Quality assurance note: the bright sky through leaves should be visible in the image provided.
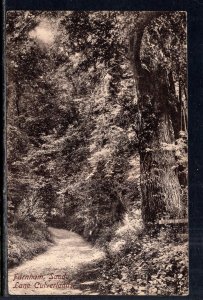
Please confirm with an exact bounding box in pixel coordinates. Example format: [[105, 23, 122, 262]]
[[29, 20, 56, 44]]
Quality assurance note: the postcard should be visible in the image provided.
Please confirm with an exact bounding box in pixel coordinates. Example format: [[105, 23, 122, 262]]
[[6, 11, 188, 295]]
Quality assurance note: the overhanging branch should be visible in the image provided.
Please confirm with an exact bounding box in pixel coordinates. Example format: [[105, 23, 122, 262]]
[[129, 12, 164, 78]]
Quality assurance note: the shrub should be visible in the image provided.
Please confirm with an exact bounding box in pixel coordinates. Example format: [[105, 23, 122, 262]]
[[8, 221, 54, 268], [97, 212, 188, 296], [98, 234, 188, 295], [108, 209, 144, 255]]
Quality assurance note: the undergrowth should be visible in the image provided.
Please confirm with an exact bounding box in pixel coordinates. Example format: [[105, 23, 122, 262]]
[[95, 210, 189, 295], [8, 220, 54, 268]]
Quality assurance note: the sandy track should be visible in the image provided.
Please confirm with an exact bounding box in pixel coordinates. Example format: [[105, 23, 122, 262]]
[[8, 227, 105, 295]]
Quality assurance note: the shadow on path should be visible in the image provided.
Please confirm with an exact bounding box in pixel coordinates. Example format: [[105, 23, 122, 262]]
[[8, 227, 105, 295]]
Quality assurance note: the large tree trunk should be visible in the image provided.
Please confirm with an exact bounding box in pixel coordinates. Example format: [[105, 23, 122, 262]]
[[129, 13, 183, 224]]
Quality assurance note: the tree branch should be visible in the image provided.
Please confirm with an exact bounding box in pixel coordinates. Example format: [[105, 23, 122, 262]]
[[129, 12, 164, 78]]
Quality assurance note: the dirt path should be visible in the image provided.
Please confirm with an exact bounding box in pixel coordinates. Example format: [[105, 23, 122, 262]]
[[8, 227, 105, 295]]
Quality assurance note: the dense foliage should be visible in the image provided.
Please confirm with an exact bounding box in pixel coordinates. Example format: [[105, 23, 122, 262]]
[[7, 11, 188, 295], [99, 232, 188, 295]]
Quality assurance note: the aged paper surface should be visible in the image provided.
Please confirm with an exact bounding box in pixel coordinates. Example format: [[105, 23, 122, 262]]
[[7, 11, 188, 295]]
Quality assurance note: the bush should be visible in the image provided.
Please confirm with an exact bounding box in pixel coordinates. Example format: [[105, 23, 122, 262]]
[[8, 221, 54, 268], [97, 217, 188, 295], [99, 234, 188, 295], [108, 209, 144, 255], [14, 219, 54, 242]]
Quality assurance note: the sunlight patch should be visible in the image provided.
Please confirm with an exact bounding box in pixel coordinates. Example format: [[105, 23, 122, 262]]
[[29, 21, 56, 44]]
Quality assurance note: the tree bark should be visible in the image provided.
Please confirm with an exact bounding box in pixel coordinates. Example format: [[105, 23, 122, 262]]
[[129, 12, 183, 223]]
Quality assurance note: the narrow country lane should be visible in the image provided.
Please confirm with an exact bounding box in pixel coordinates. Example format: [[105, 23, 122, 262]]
[[8, 227, 105, 295]]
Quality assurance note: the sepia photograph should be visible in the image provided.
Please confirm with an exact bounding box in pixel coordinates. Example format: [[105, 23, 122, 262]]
[[6, 11, 188, 295]]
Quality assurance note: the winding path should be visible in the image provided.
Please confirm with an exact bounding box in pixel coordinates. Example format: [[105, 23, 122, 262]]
[[8, 227, 105, 295]]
